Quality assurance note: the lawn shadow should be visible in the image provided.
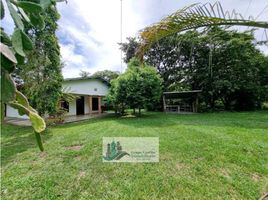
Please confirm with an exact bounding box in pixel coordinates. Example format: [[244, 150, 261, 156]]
[[1, 124, 53, 166], [112, 111, 268, 130]]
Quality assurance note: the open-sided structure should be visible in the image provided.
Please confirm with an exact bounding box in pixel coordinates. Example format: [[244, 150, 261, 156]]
[[163, 90, 202, 113]]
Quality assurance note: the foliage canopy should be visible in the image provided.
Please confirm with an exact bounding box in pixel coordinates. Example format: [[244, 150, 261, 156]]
[[107, 58, 163, 114]]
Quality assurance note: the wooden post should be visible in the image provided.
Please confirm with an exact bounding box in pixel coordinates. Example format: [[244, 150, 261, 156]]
[[163, 95, 166, 112], [89, 96, 92, 114], [98, 96, 101, 114]]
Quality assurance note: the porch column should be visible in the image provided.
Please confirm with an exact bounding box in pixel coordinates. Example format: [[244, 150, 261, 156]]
[[98, 96, 102, 114], [89, 96, 92, 114]]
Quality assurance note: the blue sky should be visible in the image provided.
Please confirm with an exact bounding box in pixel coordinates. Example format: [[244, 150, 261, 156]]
[[2, 0, 268, 78]]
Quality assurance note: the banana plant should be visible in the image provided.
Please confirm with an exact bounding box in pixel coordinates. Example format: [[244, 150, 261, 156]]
[[137, 2, 268, 59], [0, 0, 64, 151]]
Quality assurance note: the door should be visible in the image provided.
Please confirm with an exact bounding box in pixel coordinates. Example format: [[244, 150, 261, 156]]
[[76, 96, 85, 115], [92, 97, 99, 111]]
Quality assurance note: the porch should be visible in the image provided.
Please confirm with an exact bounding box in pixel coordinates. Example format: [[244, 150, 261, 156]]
[[4, 112, 110, 127], [62, 95, 106, 116]]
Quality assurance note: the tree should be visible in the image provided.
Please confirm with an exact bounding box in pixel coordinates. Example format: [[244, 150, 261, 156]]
[[107, 58, 163, 115], [79, 70, 90, 78], [120, 28, 268, 111], [137, 2, 268, 59], [17, 6, 63, 116], [119, 37, 139, 63], [0, 0, 63, 151], [194, 28, 268, 110], [119, 31, 200, 90], [91, 70, 119, 83]]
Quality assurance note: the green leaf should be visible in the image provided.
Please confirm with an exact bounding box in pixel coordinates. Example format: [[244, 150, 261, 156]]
[[15, 53, 25, 65], [0, 28, 12, 46], [0, 43, 17, 63], [16, 91, 30, 108], [0, 0, 4, 20], [1, 54, 15, 72], [40, 0, 52, 9], [35, 132, 44, 151], [0, 43, 17, 72], [17, 1, 43, 14], [1, 70, 16, 103], [11, 29, 25, 57], [18, 7, 30, 23], [6, 0, 24, 30], [21, 31, 33, 50], [9, 101, 46, 133], [9, 101, 30, 115], [29, 111, 46, 133], [29, 13, 45, 29]]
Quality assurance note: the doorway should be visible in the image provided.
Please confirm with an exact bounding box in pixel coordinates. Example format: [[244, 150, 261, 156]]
[[76, 96, 85, 115], [92, 97, 99, 111]]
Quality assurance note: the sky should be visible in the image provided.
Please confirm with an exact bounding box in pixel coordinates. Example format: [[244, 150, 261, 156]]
[[2, 0, 268, 78]]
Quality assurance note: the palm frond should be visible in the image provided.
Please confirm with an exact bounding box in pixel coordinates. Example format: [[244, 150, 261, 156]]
[[137, 2, 268, 59]]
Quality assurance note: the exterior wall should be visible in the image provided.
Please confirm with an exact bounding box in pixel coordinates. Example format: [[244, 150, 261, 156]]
[[84, 96, 89, 114], [62, 79, 109, 96], [67, 98, 76, 116], [6, 79, 109, 118], [63, 79, 109, 116], [6, 105, 29, 119]]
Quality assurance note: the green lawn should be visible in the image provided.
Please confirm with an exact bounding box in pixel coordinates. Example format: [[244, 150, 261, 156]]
[[1, 111, 268, 199]]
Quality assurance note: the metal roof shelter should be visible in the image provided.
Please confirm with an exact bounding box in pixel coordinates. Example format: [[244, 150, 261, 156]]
[[163, 90, 202, 113]]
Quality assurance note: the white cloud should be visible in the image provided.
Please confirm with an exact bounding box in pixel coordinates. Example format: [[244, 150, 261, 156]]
[[56, 0, 267, 78], [2, 0, 267, 78]]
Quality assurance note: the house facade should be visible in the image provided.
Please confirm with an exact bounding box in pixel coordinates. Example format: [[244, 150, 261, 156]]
[[5, 77, 109, 119], [62, 77, 109, 116]]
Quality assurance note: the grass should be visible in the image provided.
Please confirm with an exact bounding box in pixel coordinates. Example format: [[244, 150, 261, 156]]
[[1, 111, 268, 199]]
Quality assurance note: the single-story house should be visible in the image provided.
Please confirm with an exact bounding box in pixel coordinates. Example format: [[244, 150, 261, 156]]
[[5, 77, 110, 119]]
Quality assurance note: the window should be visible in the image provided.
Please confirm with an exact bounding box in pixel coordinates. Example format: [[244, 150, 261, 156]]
[[94, 88, 98, 91]]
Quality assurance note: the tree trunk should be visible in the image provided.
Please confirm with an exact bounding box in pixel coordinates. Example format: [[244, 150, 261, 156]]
[[133, 108, 135, 114]]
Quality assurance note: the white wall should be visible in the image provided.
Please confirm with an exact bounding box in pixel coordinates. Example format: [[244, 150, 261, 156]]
[[6, 79, 109, 118], [62, 79, 109, 96], [84, 96, 89, 114], [6, 105, 29, 119], [66, 95, 90, 116], [67, 98, 76, 116]]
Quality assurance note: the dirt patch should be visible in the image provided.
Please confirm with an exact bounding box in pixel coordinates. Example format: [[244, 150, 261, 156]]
[[39, 152, 47, 158], [66, 145, 83, 151], [78, 171, 86, 179], [252, 173, 261, 182], [220, 169, 231, 178], [175, 163, 189, 170], [74, 156, 82, 161]]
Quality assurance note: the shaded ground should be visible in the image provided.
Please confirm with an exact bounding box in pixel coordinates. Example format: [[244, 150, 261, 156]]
[[1, 111, 268, 199]]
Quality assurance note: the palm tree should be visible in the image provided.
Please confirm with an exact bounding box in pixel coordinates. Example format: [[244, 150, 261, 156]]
[[137, 2, 268, 59]]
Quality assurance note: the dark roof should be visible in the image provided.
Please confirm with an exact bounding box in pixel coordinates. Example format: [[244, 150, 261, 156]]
[[64, 77, 110, 85], [163, 90, 202, 98]]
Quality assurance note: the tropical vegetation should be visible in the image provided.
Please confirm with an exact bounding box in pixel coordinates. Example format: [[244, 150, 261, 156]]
[[15, 5, 63, 116], [121, 27, 268, 111], [0, 0, 65, 150], [137, 2, 268, 58], [107, 58, 163, 114]]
